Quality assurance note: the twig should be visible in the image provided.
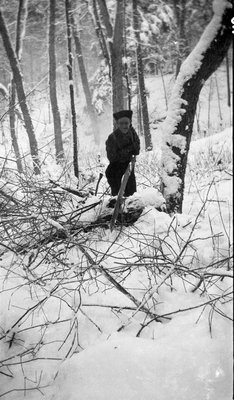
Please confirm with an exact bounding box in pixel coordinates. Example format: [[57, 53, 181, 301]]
[[137, 290, 233, 336], [78, 244, 164, 322]]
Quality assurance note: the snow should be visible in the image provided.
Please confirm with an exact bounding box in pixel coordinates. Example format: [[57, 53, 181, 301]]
[[144, 67, 232, 147], [0, 5, 233, 398], [134, 207, 171, 233], [158, 0, 231, 198], [213, 0, 232, 16], [0, 126, 232, 399], [175, 2, 229, 85], [52, 319, 232, 400], [47, 217, 67, 232], [189, 127, 232, 157], [125, 187, 165, 209]]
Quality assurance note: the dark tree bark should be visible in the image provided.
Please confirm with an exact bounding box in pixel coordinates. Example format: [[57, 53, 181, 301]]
[[97, 0, 125, 114], [97, 0, 113, 38], [132, 0, 152, 150], [0, 8, 40, 175], [91, 0, 110, 70], [49, 0, 64, 162], [161, 4, 232, 213], [65, 0, 79, 179], [123, 4, 131, 110], [111, 0, 125, 113], [137, 90, 143, 136], [15, 0, 27, 58], [71, 10, 100, 145], [9, 0, 28, 174], [9, 84, 23, 173]]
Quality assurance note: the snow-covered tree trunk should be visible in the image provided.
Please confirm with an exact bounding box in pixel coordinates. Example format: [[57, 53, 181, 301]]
[[49, 0, 64, 163], [160, 0, 232, 213], [132, 0, 152, 150], [0, 8, 40, 175], [65, 0, 79, 179], [71, 11, 100, 145]]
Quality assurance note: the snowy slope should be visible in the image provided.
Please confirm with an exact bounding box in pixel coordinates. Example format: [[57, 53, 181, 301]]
[[0, 14, 232, 395], [52, 324, 232, 400], [0, 126, 232, 399], [145, 65, 232, 146], [0, 64, 232, 174]]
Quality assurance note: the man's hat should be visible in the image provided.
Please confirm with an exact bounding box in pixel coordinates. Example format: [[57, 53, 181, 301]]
[[113, 110, 133, 121]]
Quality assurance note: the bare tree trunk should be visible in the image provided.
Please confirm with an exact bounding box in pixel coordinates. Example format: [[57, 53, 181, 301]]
[[214, 73, 223, 123], [15, 0, 27, 58], [111, 0, 125, 113], [91, 0, 110, 70], [9, 84, 23, 173], [137, 89, 143, 136], [226, 53, 231, 107], [71, 11, 100, 145], [159, 63, 168, 110], [173, 0, 188, 77], [123, 59, 131, 110], [207, 77, 213, 132], [9, 0, 28, 174], [0, 9, 40, 175], [132, 0, 152, 150], [65, 0, 79, 179], [97, 0, 125, 114], [96, 0, 113, 39], [49, 0, 64, 162], [161, 5, 232, 213], [123, 2, 131, 110]]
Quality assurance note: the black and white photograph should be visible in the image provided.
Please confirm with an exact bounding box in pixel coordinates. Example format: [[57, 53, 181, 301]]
[[0, 0, 233, 399]]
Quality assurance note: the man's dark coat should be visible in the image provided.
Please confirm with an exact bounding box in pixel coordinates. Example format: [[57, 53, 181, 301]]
[[105, 127, 140, 196]]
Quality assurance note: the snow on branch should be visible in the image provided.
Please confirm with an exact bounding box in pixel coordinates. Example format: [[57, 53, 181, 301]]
[[160, 0, 232, 200], [163, 0, 231, 138]]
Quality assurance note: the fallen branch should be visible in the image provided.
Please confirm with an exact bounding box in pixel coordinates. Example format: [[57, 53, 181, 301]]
[[49, 179, 89, 198], [136, 290, 233, 336], [78, 244, 166, 322]]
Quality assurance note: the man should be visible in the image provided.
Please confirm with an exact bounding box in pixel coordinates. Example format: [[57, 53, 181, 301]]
[[105, 110, 140, 197]]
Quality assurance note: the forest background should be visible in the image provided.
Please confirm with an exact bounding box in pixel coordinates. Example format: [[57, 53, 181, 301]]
[[0, 0, 233, 399]]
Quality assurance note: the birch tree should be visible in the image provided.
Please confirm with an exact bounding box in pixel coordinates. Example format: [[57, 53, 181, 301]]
[[132, 0, 152, 150], [96, 0, 126, 113], [160, 0, 232, 213], [65, 0, 79, 178], [49, 0, 64, 162]]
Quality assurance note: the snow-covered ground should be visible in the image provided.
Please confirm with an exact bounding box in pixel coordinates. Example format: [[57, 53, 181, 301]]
[[0, 44, 233, 400], [0, 124, 232, 399], [0, 64, 232, 171]]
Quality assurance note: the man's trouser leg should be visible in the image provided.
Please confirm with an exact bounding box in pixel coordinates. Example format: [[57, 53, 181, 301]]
[[106, 162, 135, 196], [124, 170, 136, 196], [105, 163, 122, 195]]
